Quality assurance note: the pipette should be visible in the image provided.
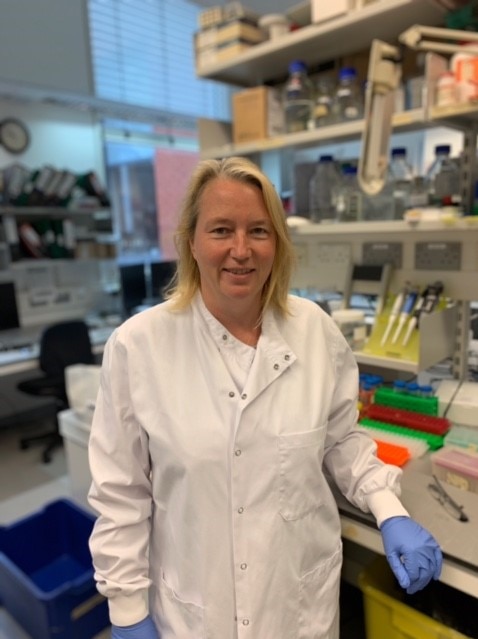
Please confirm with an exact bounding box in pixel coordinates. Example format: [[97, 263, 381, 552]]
[[391, 287, 419, 344], [402, 281, 444, 347], [380, 283, 409, 346]]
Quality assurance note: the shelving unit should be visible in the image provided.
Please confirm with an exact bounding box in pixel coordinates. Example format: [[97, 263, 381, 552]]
[[199, 107, 429, 159], [195, 0, 478, 380], [196, 0, 445, 86], [0, 205, 117, 257]]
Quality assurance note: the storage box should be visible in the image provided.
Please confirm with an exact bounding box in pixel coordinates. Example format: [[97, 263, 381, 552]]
[[195, 20, 264, 50], [0, 499, 109, 639], [359, 556, 473, 639], [431, 447, 478, 494], [311, 0, 352, 24], [232, 86, 284, 144]]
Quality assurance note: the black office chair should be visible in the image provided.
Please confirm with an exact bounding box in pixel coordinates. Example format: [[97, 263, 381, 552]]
[[17, 319, 95, 463]]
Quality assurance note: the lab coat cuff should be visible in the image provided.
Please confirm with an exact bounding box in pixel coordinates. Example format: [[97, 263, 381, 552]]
[[366, 490, 410, 528], [107, 590, 149, 627]]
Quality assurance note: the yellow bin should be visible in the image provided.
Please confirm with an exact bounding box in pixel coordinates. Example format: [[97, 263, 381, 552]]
[[358, 557, 471, 639]]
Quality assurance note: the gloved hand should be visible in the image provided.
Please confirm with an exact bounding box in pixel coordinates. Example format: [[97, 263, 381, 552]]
[[380, 516, 442, 595], [111, 615, 160, 638]]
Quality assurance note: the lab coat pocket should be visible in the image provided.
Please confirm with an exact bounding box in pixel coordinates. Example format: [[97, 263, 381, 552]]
[[156, 571, 206, 638], [278, 428, 323, 521], [299, 545, 342, 639]]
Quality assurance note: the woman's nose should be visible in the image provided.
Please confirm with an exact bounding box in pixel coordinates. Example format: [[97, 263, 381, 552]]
[[230, 232, 250, 258]]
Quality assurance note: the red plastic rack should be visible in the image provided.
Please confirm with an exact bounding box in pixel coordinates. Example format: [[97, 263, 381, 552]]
[[364, 404, 450, 436]]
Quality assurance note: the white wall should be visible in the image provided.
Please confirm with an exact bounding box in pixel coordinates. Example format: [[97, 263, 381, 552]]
[[0, 99, 105, 180]]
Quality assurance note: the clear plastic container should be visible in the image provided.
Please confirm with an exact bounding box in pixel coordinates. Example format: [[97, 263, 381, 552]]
[[425, 144, 461, 206], [389, 147, 414, 219], [334, 165, 363, 222], [308, 155, 342, 223], [283, 60, 314, 133], [312, 76, 335, 127], [332, 67, 364, 123]]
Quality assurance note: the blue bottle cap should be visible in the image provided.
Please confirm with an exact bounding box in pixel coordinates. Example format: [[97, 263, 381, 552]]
[[339, 67, 357, 80], [435, 144, 451, 155], [391, 147, 407, 157], [289, 60, 307, 73], [319, 155, 334, 162]]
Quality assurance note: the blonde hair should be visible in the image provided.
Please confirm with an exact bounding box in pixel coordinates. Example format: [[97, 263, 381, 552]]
[[167, 156, 296, 317]]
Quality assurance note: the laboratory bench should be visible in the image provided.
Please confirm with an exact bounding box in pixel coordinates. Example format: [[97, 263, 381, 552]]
[[58, 408, 478, 603]]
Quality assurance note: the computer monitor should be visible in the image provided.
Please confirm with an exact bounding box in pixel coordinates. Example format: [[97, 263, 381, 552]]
[[119, 264, 147, 317], [151, 260, 177, 301], [0, 281, 20, 331]]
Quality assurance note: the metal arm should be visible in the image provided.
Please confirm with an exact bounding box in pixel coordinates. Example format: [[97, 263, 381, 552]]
[[357, 40, 402, 195], [358, 25, 478, 196]]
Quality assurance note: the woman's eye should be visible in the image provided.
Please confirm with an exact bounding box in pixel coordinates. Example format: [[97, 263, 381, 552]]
[[252, 227, 269, 236], [211, 227, 230, 235]]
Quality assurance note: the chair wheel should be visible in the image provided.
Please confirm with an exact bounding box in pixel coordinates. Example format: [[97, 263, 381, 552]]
[[20, 441, 29, 450], [42, 451, 52, 464]]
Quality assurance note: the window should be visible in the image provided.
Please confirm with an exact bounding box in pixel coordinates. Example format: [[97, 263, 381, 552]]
[[88, 0, 232, 121], [87, 0, 233, 261]]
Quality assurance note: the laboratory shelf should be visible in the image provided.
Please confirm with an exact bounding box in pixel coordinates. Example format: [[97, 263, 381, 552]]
[[199, 108, 427, 159], [196, 0, 445, 86]]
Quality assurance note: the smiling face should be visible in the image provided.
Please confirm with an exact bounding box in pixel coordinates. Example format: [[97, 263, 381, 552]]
[[190, 177, 277, 321]]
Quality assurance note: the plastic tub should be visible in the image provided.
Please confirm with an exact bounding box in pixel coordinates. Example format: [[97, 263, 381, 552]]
[[0, 499, 109, 639], [431, 447, 478, 494]]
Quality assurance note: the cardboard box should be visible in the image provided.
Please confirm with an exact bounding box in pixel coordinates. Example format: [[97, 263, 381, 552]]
[[195, 20, 264, 50], [311, 0, 351, 24], [232, 86, 284, 144]]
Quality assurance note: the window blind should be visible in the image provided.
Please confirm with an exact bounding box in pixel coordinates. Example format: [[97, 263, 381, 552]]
[[88, 0, 232, 122]]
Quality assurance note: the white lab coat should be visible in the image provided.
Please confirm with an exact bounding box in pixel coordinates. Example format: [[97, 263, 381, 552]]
[[88, 294, 408, 639]]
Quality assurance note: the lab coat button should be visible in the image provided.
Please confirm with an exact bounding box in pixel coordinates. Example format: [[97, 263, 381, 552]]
[[229, 391, 235, 398], [222, 334, 228, 341], [240, 563, 247, 570], [237, 506, 244, 513], [234, 449, 242, 456], [243, 619, 250, 626], [241, 393, 247, 400], [273, 363, 279, 370], [284, 354, 290, 361]]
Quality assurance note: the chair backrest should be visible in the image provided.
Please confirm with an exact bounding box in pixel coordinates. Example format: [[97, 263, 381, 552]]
[[39, 320, 95, 377]]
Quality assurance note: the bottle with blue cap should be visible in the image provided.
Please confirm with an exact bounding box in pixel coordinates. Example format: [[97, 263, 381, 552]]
[[283, 60, 314, 133], [332, 67, 364, 123], [425, 144, 461, 206], [308, 155, 342, 223]]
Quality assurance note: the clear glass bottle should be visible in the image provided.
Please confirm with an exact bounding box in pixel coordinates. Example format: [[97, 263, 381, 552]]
[[308, 155, 342, 223], [389, 147, 414, 219], [334, 165, 363, 222], [425, 144, 461, 206], [332, 67, 364, 123], [313, 75, 335, 128], [283, 60, 314, 133]]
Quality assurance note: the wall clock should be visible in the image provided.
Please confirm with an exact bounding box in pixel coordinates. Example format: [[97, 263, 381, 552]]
[[0, 118, 30, 154]]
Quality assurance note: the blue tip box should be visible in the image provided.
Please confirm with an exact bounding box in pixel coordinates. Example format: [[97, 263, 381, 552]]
[[0, 499, 109, 639]]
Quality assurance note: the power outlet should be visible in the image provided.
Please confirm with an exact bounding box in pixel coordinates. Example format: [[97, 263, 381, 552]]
[[362, 242, 403, 268], [415, 241, 462, 271], [314, 242, 351, 267]]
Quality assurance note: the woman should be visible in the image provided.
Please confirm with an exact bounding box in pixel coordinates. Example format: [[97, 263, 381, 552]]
[[88, 156, 441, 639]]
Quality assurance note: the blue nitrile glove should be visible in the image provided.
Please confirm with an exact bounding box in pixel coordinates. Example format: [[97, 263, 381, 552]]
[[111, 615, 160, 638], [380, 516, 442, 595]]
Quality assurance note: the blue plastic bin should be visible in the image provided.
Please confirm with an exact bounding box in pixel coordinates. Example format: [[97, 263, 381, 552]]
[[0, 499, 109, 639]]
